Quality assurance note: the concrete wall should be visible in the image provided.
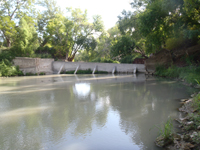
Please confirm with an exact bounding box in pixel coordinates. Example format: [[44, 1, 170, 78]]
[[53, 61, 146, 73], [13, 57, 54, 74]]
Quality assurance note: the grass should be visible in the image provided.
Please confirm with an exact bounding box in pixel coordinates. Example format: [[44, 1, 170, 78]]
[[39, 72, 46, 75], [25, 72, 37, 76], [155, 65, 200, 84], [157, 118, 174, 140], [95, 71, 108, 74], [193, 93, 200, 111]]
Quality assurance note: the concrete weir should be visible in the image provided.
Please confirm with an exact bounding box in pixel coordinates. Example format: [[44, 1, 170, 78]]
[[13, 57, 146, 74], [53, 62, 145, 74]]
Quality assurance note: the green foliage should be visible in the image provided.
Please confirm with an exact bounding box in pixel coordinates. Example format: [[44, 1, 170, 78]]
[[157, 118, 174, 141], [155, 65, 200, 84], [191, 132, 200, 145], [91, 57, 119, 64], [95, 71, 108, 74], [0, 61, 23, 77], [193, 94, 200, 111], [39, 72, 45, 75], [0, 0, 36, 47], [0, 16, 16, 47], [165, 37, 186, 50], [35, 46, 56, 58], [0, 50, 14, 62], [111, 35, 135, 58], [195, 79, 200, 85], [155, 65, 179, 78], [10, 17, 39, 57], [62, 70, 74, 74], [120, 55, 140, 64], [76, 69, 92, 74], [25, 72, 37, 76]]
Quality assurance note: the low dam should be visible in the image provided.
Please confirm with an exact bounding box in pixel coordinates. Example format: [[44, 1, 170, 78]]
[[13, 57, 146, 74]]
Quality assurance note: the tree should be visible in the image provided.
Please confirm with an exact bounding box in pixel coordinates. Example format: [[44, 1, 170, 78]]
[[37, 0, 62, 47], [47, 8, 104, 61], [111, 35, 135, 59], [117, 10, 147, 57], [10, 15, 39, 56], [0, 0, 36, 47]]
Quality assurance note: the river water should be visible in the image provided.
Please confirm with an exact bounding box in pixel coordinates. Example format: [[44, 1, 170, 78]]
[[0, 74, 195, 150]]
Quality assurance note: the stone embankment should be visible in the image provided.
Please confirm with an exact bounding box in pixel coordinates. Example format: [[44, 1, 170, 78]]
[[155, 91, 200, 150]]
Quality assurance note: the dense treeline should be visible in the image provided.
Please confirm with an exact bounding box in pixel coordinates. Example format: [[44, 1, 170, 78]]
[[0, 0, 104, 61], [0, 0, 200, 67]]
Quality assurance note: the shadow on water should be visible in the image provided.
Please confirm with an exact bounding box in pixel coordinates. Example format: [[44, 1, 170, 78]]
[[0, 74, 195, 150]]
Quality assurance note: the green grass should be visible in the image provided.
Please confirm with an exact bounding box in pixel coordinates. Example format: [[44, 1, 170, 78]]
[[39, 72, 46, 75], [25, 72, 37, 76], [155, 65, 200, 84], [95, 71, 108, 74], [157, 118, 174, 140], [193, 93, 200, 111]]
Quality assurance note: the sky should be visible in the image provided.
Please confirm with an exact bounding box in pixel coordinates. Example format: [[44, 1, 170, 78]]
[[57, 0, 133, 30]]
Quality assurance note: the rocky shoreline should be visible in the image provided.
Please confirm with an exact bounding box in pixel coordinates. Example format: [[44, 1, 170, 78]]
[[155, 90, 200, 150]]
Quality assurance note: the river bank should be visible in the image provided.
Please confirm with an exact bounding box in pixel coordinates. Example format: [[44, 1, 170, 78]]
[[154, 66, 200, 150]]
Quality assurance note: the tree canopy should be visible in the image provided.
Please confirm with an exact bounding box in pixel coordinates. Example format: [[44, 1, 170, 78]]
[[0, 0, 199, 63]]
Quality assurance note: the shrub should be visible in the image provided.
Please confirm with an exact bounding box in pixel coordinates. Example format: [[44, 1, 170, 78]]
[[39, 72, 45, 75], [25, 72, 37, 76], [120, 55, 136, 64], [95, 71, 108, 74], [91, 57, 119, 63], [0, 61, 23, 76]]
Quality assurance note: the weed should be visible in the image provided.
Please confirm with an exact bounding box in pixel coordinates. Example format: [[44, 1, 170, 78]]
[[76, 69, 92, 74], [65, 70, 75, 74], [193, 94, 200, 111], [39, 72, 45, 75], [157, 118, 174, 140], [155, 65, 200, 84], [95, 71, 108, 74], [25, 72, 37, 76], [195, 79, 200, 85]]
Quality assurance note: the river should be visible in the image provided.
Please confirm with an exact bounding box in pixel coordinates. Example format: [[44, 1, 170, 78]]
[[0, 74, 195, 150]]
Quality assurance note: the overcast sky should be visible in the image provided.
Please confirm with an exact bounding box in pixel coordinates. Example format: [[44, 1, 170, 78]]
[[57, 0, 132, 30]]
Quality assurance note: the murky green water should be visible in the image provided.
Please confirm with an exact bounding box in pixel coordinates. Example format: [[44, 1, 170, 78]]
[[0, 74, 195, 150]]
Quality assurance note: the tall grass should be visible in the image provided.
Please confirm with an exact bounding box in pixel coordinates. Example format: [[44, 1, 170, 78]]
[[157, 118, 174, 140], [155, 65, 200, 84]]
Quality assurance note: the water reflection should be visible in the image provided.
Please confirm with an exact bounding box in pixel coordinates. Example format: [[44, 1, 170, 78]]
[[73, 83, 91, 98], [0, 74, 195, 150]]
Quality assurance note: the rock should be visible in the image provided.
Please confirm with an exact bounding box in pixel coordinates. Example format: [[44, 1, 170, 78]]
[[183, 143, 195, 150], [183, 134, 190, 141], [185, 99, 192, 104], [190, 131, 198, 138], [186, 121, 194, 125], [155, 135, 173, 147], [181, 99, 188, 102]]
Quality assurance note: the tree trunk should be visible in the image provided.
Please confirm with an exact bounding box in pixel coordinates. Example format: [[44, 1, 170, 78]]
[[65, 52, 68, 61], [6, 38, 11, 47], [67, 52, 77, 62]]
